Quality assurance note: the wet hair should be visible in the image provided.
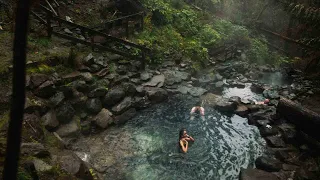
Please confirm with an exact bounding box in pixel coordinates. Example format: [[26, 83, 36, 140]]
[[179, 128, 187, 141]]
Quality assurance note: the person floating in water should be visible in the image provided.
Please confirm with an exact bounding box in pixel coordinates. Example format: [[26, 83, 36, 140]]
[[179, 128, 195, 153], [190, 101, 205, 116], [253, 98, 270, 105], [190, 101, 205, 120]]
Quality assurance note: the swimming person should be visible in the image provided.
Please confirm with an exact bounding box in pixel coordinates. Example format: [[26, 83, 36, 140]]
[[190, 101, 205, 120], [179, 128, 195, 153], [253, 99, 270, 105]]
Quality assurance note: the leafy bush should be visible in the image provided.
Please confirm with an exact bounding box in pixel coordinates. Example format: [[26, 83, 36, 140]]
[[197, 24, 221, 47], [213, 19, 250, 43], [247, 38, 269, 64]]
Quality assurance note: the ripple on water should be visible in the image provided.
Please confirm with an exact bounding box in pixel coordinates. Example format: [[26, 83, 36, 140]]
[[72, 94, 266, 180], [121, 95, 266, 180]]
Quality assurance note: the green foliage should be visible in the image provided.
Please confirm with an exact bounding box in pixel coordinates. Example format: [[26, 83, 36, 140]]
[[27, 64, 55, 74], [247, 38, 269, 64], [17, 168, 32, 180], [109, 63, 116, 73], [137, 0, 224, 68], [28, 36, 51, 49], [213, 19, 250, 43], [197, 24, 221, 47]]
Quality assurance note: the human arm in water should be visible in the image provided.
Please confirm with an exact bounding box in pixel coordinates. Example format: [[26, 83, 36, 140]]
[[200, 107, 205, 116], [185, 134, 195, 142], [190, 107, 196, 115], [180, 139, 188, 153]]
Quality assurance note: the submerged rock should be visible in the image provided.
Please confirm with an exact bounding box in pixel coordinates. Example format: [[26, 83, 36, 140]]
[[239, 168, 279, 180], [114, 108, 136, 125]]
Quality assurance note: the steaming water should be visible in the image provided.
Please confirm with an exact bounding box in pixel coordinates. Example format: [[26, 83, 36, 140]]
[[72, 93, 266, 180], [260, 71, 292, 86], [73, 85, 266, 180]]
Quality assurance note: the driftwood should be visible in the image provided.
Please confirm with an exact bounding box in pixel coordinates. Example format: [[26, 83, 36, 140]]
[[277, 97, 320, 141]]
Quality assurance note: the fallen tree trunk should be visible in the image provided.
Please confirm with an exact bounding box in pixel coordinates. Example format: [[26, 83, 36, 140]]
[[277, 97, 320, 141]]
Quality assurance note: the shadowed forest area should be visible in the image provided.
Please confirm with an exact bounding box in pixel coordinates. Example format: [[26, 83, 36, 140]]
[[0, 0, 320, 179]]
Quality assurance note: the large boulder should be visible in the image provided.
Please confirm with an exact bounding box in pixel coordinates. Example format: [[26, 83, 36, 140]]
[[92, 108, 114, 129], [140, 71, 151, 81], [250, 83, 266, 94], [56, 102, 75, 124], [163, 70, 190, 85], [114, 108, 136, 125], [111, 97, 132, 115], [72, 80, 90, 93], [215, 98, 237, 112], [255, 156, 282, 172], [88, 87, 108, 98], [55, 153, 82, 176], [265, 136, 286, 148], [20, 143, 50, 158], [24, 96, 49, 115], [121, 83, 137, 96], [263, 89, 280, 99], [235, 105, 249, 117], [62, 71, 83, 84], [142, 74, 165, 87], [30, 73, 49, 89], [86, 98, 102, 114], [34, 80, 56, 98], [49, 91, 65, 107], [239, 168, 279, 180], [259, 126, 279, 137], [188, 87, 207, 97], [144, 87, 168, 103], [103, 88, 125, 107], [55, 118, 80, 138], [33, 159, 53, 173], [41, 110, 59, 131], [69, 90, 88, 111], [132, 96, 150, 110]]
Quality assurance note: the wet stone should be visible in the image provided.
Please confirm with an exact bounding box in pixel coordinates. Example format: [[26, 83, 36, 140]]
[[265, 136, 286, 148], [255, 156, 282, 172]]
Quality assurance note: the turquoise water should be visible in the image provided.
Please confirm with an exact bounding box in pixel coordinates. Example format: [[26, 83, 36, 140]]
[[104, 94, 266, 180]]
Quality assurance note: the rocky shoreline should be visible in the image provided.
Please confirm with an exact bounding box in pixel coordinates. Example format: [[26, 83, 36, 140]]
[[9, 52, 320, 179]]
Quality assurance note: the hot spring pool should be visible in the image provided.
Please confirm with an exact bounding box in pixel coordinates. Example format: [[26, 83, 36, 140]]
[[73, 94, 266, 180]]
